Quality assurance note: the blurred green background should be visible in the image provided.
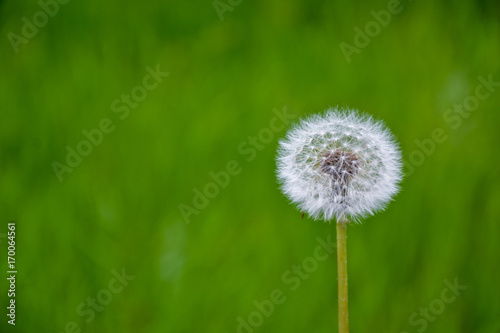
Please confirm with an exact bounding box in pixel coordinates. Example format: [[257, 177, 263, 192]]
[[1, 0, 499, 332]]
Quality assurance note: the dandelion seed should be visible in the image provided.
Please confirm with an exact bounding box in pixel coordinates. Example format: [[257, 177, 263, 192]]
[[276, 107, 403, 223]]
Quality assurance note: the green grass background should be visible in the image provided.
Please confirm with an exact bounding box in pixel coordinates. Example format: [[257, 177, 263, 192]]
[[1, 0, 499, 332]]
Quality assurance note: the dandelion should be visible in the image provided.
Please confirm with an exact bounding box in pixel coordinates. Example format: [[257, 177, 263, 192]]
[[276, 107, 403, 333]]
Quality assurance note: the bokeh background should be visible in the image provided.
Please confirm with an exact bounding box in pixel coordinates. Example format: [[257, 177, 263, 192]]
[[1, 0, 499, 332]]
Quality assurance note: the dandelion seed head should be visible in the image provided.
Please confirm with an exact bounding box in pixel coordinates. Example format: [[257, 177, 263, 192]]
[[276, 107, 403, 223]]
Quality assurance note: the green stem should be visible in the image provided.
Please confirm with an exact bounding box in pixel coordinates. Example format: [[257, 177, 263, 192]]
[[336, 218, 349, 333]]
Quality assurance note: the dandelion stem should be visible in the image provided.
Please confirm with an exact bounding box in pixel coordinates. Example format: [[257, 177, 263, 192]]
[[336, 218, 349, 333]]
